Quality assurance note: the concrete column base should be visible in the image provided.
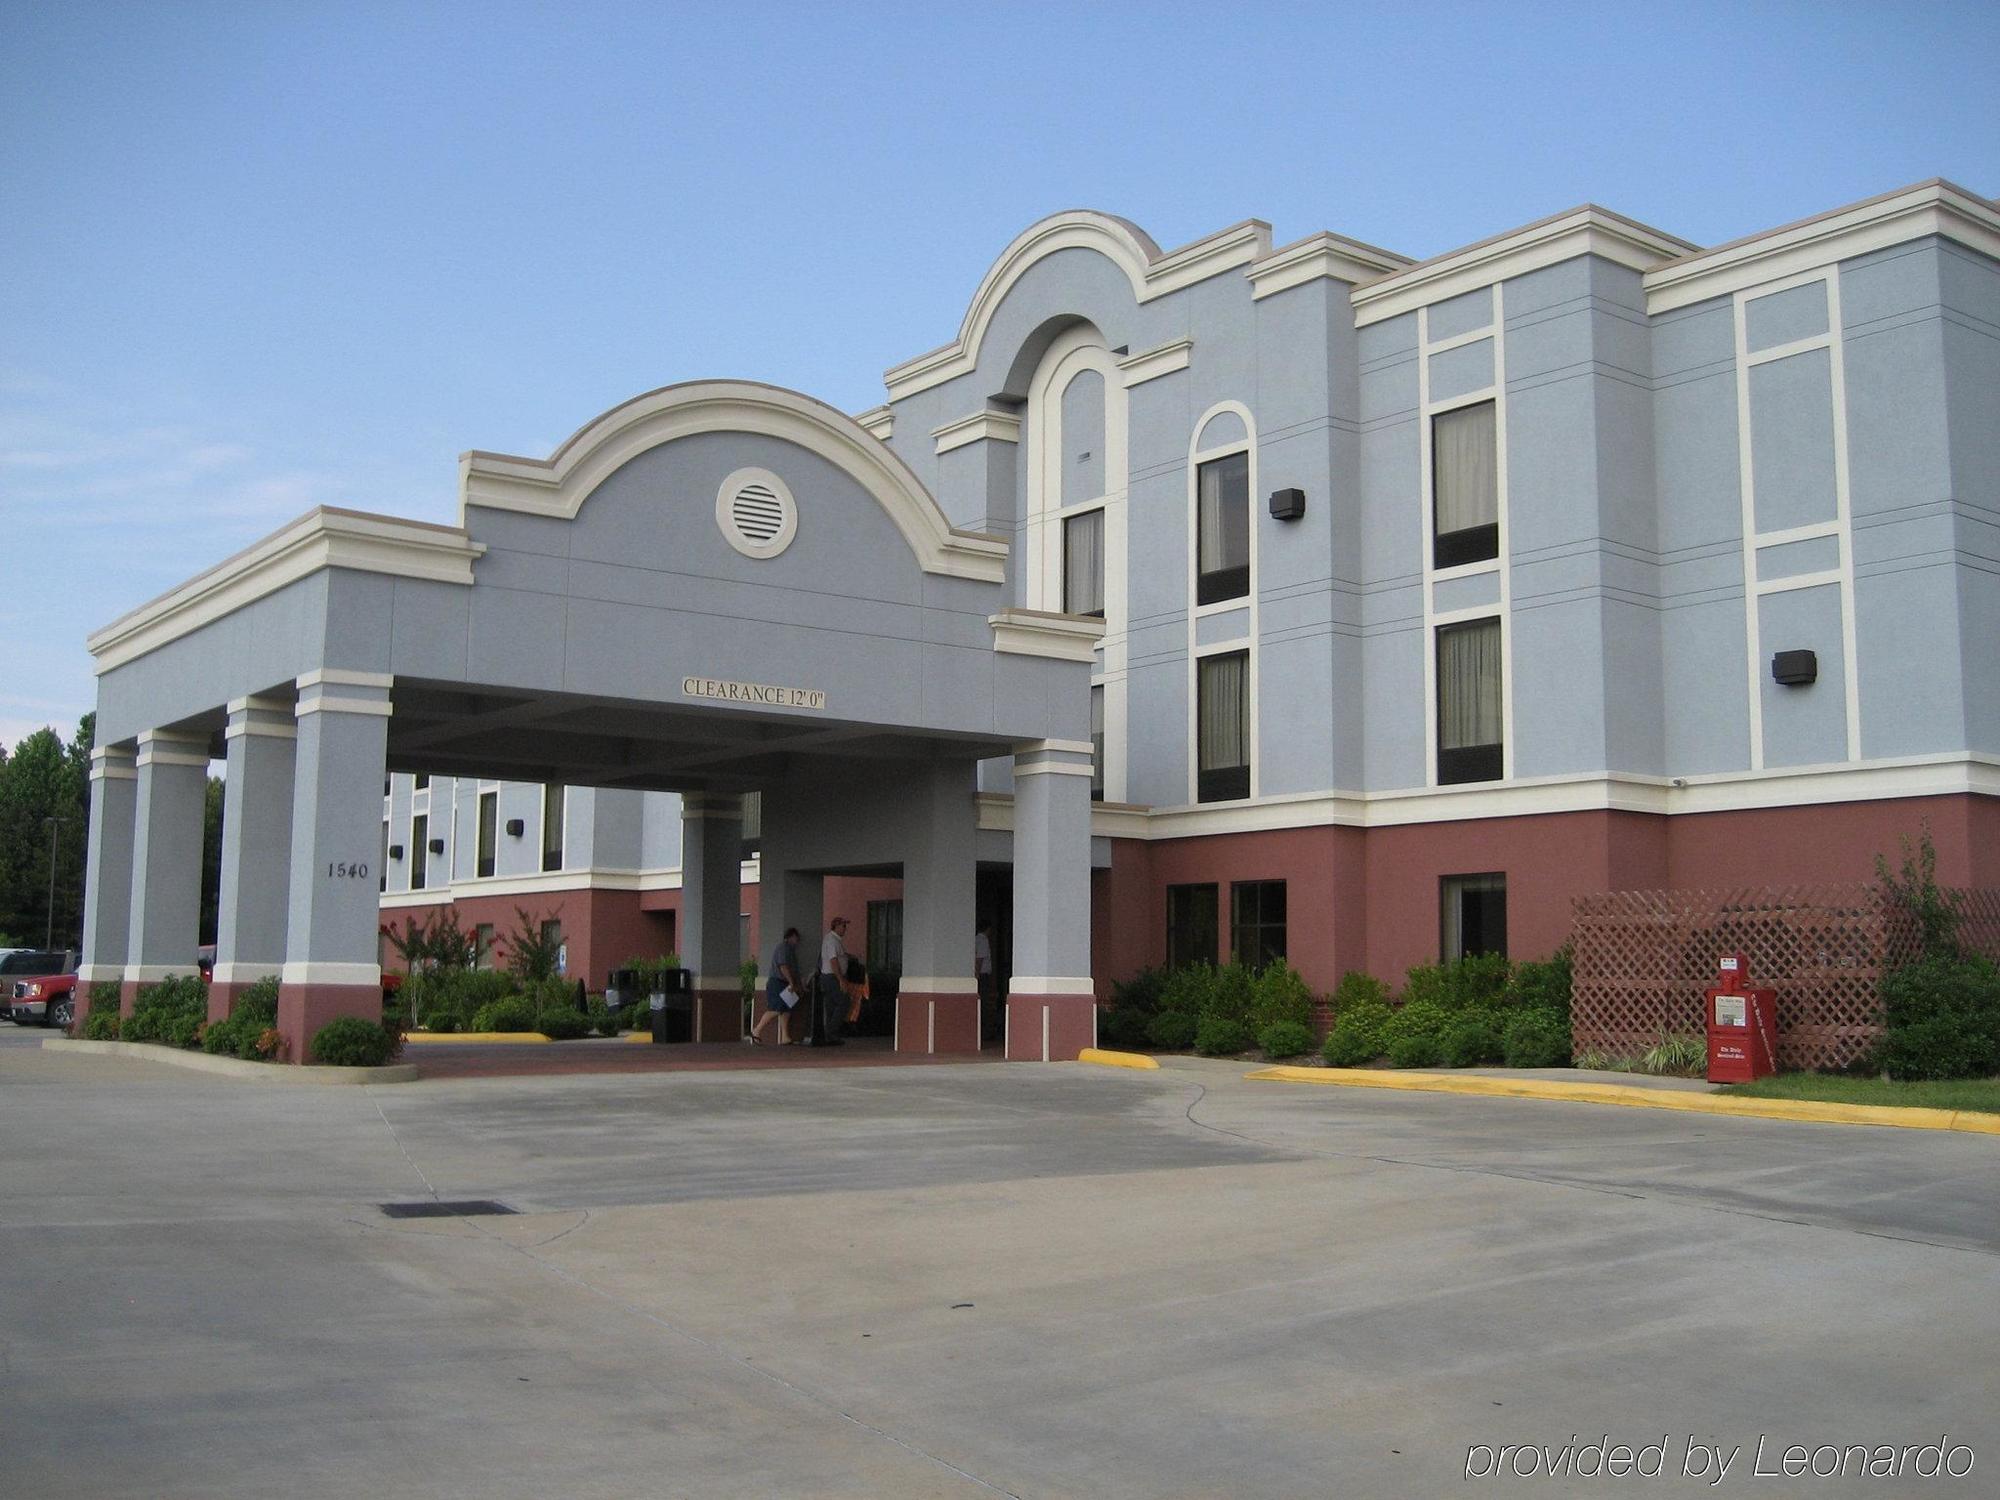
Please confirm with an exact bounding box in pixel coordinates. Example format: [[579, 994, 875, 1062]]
[[1005, 992, 1098, 1061], [118, 979, 141, 1018], [277, 983, 383, 1066], [895, 992, 981, 1055], [692, 987, 743, 1043], [207, 982, 239, 1023]]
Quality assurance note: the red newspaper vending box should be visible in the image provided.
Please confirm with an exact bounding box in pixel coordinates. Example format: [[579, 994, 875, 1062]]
[[1705, 953, 1776, 1084]]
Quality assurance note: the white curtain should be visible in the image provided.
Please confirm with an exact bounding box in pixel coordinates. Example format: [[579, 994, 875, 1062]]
[[1198, 652, 1248, 771], [1064, 508, 1104, 616], [1197, 453, 1249, 574], [1433, 401, 1498, 537], [1438, 620, 1502, 750]]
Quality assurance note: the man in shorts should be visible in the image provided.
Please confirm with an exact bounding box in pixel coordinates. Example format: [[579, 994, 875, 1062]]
[[751, 926, 803, 1045]]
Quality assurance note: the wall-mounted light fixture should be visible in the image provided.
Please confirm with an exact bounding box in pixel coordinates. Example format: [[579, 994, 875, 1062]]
[[1269, 487, 1306, 522], [505, 817, 526, 837], [428, 837, 445, 855], [389, 844, 405, 861], [1771, 650, 1818, 686]]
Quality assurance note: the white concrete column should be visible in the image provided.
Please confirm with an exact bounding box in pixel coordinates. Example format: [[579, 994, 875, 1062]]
[[897, 757, 981, 1053], [278, 670, 390, 1061], [680, 791, 744, 1041], [212, 696, 297, 1018], [76, 744, 138, 1024], [1007, 738, 1097, 1061], [124, 729, 212, 1008]]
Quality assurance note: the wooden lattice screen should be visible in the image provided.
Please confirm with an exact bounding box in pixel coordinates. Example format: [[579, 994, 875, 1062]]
[[1571, 883, 2000, 1072]]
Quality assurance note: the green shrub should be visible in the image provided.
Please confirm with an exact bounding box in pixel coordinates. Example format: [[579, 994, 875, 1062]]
[[1505, 947, 1573, 1022], [1401, 953, 1512, 1015], [233, 976, 281, 1026], [1159, 963, 1215, 1016], [1257, 1019, 1316, 1058], [1100, 1005, 1154, 1049], [1194, 1015, 1251, 1056], [585, 999, 619, 1037], [535, 1005, 590, 1040], [309, 1016, 394, 1067], [468, 996, 538, 1034], [123, 976, 208, 1048], [407, 969, 517, 1032], [1440, 1014, 1504, 1068], [1331, 970, 1390, 1013], [1109, 966, 1169, 1019], [1870, 953, 2000, 1080], [1502, 1008, 1571, 1068], [1639, 1033, 1708, 1077], [1379, 999, 1450, 1068], [1322, 973, 1394, 1066], [1146, 1010, 1198, 1049], [1203, 964, 1257, 1026], [82, 1006, 122, 1041], [1249, 963, 1314, 1033]]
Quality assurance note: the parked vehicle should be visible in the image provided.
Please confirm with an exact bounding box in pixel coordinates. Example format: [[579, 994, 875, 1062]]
[[6, 951, 79, 1028]]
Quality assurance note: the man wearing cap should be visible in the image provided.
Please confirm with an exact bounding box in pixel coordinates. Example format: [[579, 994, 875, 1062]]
[[817, 916, 852, 1046]]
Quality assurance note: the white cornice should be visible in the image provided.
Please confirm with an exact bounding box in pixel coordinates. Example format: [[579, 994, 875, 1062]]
[[1116, 337, 1193, 388], [882, 211, 1271, 402], [1645, 178, 2000, 313], [988, 608, 1106, 662], [1350, 206, 1697, 327], [855, 405, 894, 441], [1248, 231, 1414, 300], [932, 408, 1023, 454], [460, 379, 1008, 584], [974, 754, 1998, 839], [89, 508, 485, 675]]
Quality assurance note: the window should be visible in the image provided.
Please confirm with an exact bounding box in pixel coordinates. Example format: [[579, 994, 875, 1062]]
[[380, 820, 389, 893], [739, 791, 762, 861], [541, 784, 565, 873], [1166, 884, 1218, 970], [1196, 452, 1250, 604], [1442, 874, 1507, 959], [541, 919, 564, 974], [476, 791, 497, 877], [1090, 686, 1105, 802], [414, 772, 430, 790], [866, 900, 903, 977], [474, 923, 495, 969], [1197, 650, 1250, 802], [1231, 881, 1287, 968], [1432, 400, 1498, 568], [1436, 618, 1503, 784], [409, 813, 428, 891], [1063, 508, 1105, 618]]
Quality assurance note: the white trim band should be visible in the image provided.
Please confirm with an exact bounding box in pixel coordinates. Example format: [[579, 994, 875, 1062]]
[[280, 962, 382, 987], [297, 668, 395, 690], [211, 962, 284, 985], [1006, 976, 1098, 996], [932, 409, 1023, 454], [296, 697, 394, 718], [897, 976, 980, 995]]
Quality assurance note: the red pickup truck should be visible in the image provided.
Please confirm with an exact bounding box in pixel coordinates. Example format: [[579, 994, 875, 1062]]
[[4, 950, 78, 1028]]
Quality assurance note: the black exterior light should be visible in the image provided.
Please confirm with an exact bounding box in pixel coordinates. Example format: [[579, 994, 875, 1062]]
[[1269, 487, 1306, 522], [428, 837, 446, 855], [505, 817, 526, 837], [1771, 650, 1818, 687], [389, 843, 405, 861]]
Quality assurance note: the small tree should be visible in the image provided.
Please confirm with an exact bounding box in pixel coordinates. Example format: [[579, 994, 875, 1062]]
[[504, 907, 563, 981], [1875, 825, 1963, 961], [382, 907, 482, 973]]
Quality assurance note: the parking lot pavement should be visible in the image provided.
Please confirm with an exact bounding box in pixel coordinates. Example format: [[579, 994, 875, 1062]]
[[3, 1036, 1996, 1498]]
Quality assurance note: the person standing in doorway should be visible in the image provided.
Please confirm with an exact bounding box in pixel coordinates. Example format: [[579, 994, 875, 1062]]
[[975, 919, 996, 1040], [751, 926, 803, 1045], [817, 915, 852, 1045]]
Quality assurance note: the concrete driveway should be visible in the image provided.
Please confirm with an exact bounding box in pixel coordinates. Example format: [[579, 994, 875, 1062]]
[[3, 1026, 1995, 1498]]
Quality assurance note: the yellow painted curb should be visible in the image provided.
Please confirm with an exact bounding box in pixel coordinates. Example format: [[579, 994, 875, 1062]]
[[402, 1032, 552, 1045], [1079, 1047, 1160, 1071], [1244, 1066, 2000, 1136]]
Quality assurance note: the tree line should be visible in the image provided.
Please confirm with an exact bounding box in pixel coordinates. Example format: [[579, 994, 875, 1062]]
[[0, 715, 223, 951]]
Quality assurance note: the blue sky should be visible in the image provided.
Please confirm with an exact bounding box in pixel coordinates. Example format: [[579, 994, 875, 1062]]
[[3, 0, 1995, 749]]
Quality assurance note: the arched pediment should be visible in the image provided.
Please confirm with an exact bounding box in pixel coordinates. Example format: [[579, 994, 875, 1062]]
[[457, 379, 1007, 583], [883, 210, 1271, 402]]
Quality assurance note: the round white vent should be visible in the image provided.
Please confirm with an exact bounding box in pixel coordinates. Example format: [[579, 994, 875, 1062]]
[[715, 467, 798, 559]]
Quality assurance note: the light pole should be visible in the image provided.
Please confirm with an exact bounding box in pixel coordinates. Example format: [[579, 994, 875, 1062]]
[[43, 815, 65, 951]]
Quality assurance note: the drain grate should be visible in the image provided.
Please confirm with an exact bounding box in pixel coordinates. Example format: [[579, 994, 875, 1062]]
[[379, 1199, 517, 1219]]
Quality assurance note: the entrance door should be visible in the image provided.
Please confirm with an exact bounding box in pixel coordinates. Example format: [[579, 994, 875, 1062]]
[[975, 866, 1013, 1044]]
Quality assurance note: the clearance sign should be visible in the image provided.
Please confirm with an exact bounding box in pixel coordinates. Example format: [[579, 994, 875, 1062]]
[[682, 676, 828, 711]]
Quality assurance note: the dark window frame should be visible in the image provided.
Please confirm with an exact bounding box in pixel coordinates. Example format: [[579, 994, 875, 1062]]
[[1435, 617, 1504, 786], [1431, 399, 1500, 570], [1062, 506, 1107, 619], [1196, 648, 1251, 804], [476, 791, 497, 878], [1195, 450, 1251, 606], [1166, 883, 1219, 970], [541, 784, 565, 873], [409, 813, 428, 891], [1441, 873, 1508, 960], [1230, 880, 1287, 968]]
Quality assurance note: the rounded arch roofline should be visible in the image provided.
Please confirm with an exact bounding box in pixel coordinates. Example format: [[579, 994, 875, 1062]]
[[882, 210, 1272, 403], [458, 379, 1008, 582]]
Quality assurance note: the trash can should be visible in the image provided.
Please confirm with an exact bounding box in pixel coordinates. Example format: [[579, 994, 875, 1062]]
[[650, 966, 693, 1044], [606, 967, 639, 1025]]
